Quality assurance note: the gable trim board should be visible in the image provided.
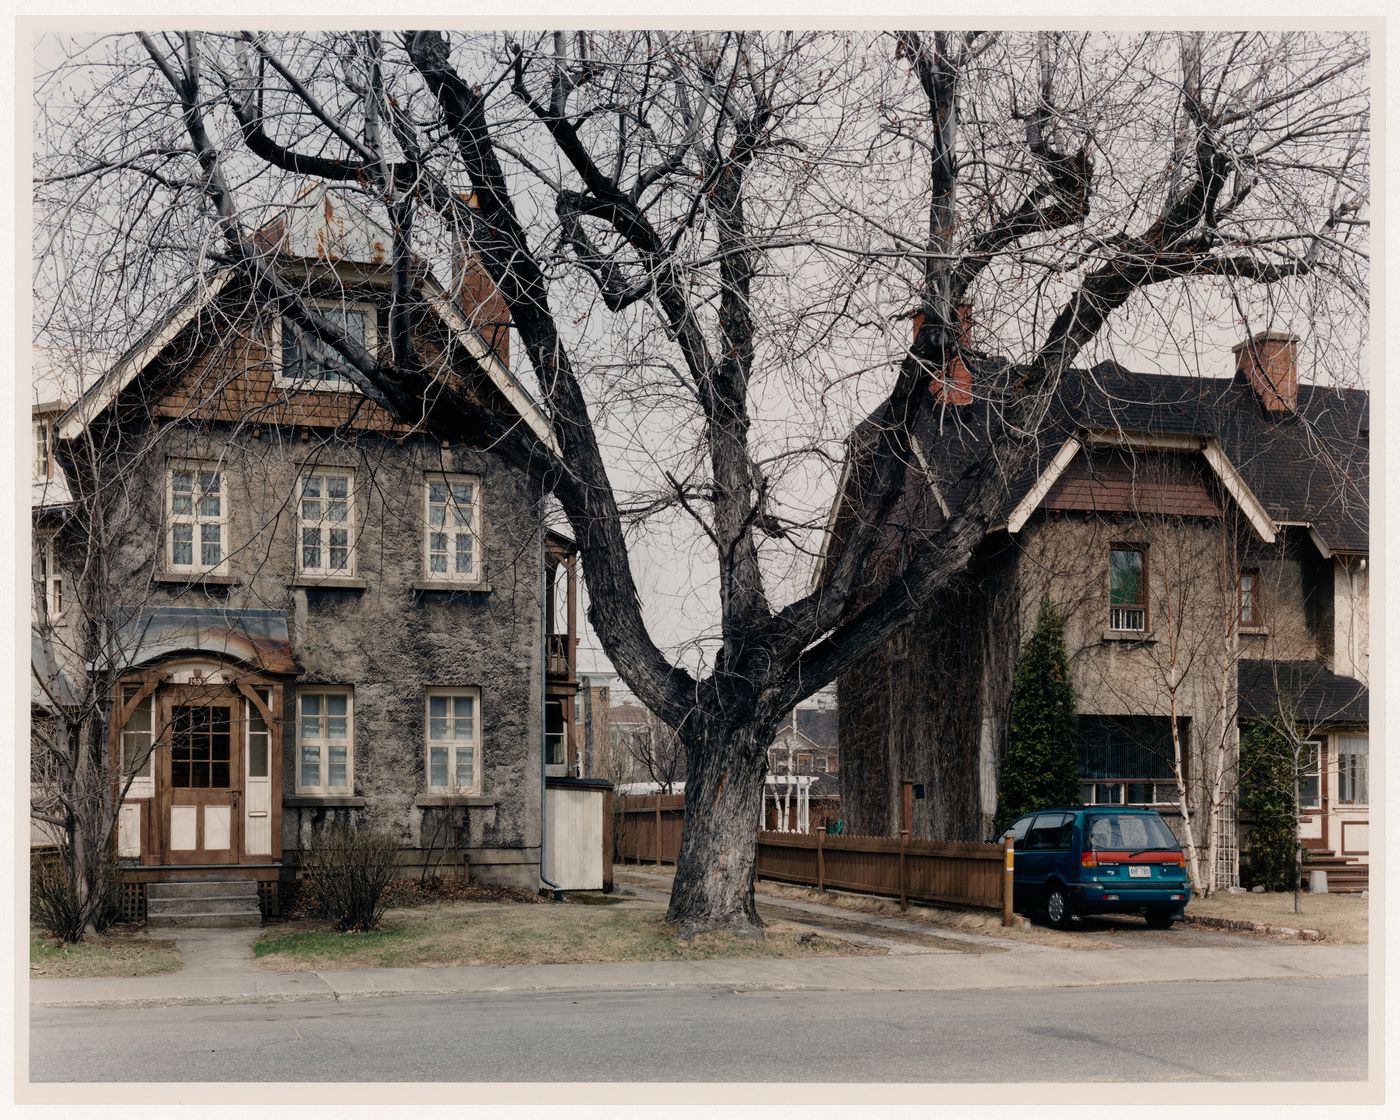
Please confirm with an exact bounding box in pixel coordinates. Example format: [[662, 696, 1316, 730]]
[[57, 268, 561, 458], [1003, 430, 1277, 543]]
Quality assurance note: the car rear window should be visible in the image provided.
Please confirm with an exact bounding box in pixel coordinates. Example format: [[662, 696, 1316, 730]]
[[1085, 812, 1178, 851]]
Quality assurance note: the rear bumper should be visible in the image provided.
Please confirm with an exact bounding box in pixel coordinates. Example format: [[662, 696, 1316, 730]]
[[1069, 882, 1191, 915]]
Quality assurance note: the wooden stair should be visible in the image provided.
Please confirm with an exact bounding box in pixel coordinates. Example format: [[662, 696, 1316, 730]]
[[1303, 850, 1369, 894]]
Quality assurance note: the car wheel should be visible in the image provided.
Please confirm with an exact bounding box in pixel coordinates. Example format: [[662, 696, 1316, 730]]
[[1045, 885, 1074, 930], [1146, 909, 1175, 930]]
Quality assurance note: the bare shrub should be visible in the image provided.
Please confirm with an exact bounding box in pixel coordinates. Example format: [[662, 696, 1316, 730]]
[[31, 848, 121, 944], [301, 820, 400, 932]]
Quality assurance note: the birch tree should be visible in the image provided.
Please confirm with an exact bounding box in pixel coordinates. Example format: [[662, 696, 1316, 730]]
[[34, 29, 1368, 934]]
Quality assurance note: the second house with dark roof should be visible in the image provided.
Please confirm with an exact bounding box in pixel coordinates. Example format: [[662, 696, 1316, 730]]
[[826, 325, 1369, 893]]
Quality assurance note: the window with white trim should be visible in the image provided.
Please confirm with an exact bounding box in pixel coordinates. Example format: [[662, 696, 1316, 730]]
[[1298, 740, 1322, 812], [119, 688, 154, 782], [34, 420, 51, 479], [279, 300, 376, 387], [38, 540, 63, 619], [298, 470, 355, 575], [1337, 734, 1368, 805], [167, 463, 227, 574], [296, 689, 353, 795], [424, 475, 481, 582], [425, 689, 481, 793]]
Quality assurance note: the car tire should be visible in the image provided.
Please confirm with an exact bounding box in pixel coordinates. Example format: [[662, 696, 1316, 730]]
[[1146, 909, 1176, 930], [1045, 884, 1074, 930]]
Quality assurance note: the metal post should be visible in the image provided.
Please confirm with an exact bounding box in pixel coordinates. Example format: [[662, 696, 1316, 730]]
[[899, 829, 909, 911], [1002, 833, 1015, 927], [817, 825, 827, 892]]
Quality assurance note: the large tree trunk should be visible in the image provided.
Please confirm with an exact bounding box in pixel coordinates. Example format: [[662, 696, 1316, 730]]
[[666, 719, 772, 937]]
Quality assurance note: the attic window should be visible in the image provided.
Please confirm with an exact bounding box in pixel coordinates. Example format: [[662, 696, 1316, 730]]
[[279, 300, 375, 388], [1108, 547, 1147, 632]]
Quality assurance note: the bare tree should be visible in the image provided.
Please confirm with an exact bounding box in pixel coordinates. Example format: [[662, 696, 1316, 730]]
[[34, 30, 1368, 934]]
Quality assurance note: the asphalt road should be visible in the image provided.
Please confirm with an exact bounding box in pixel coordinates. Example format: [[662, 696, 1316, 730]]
[[30, 975, 1365, 1083]]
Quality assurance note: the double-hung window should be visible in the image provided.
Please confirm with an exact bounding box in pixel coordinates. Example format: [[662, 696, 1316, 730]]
[[299, 470, 354, 575], [280, 300, 376, 388], [296, 689, 353, 795], [168, 463, 227, 574], [424, 474, 481, 582], [34, 420, 51, 479], [1108, 547, 1147, 632], [37, 540, 62, 619], [425, 689, 481, 793], [119, 687, 155, 788], [1337, 734, 1368, 805]]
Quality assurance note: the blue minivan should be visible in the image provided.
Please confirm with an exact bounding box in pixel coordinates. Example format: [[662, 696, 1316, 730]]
[[1005, 806, 1192, 929]]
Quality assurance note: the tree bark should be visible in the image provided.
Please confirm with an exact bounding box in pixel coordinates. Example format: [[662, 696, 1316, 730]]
[[666, 718, 773, 937]]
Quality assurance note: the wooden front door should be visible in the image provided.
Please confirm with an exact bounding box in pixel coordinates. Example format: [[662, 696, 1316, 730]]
[[158, 687, 242, 864]]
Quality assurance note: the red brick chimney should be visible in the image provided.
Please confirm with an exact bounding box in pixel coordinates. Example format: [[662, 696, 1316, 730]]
[[1232, 330, 1298, 413], [453, 196, 511, 367], [924, 301, 974, 405]]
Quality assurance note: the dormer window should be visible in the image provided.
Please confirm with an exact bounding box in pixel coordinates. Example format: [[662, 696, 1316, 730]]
[[279, 300, 376, 388]]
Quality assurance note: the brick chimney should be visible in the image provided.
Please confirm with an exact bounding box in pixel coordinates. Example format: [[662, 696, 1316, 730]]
[[1232, 330, 1298, 413], [452, 198, 511, 368], [924, 301, 974, 405]]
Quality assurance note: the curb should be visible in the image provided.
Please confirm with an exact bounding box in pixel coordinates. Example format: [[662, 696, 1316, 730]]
[[1183, 914, 1324, 941]]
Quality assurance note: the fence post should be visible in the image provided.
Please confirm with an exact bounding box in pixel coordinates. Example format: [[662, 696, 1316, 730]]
[[899, 829, 909, 911], [654, 794, 663, 866], [1002, 833, 1015, 927], [817, 826, 826, 892]]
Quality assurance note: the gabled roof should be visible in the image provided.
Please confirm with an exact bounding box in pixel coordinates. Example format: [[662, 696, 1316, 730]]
[[57, 184, 560, 456], [829, 361, 1368, 570]]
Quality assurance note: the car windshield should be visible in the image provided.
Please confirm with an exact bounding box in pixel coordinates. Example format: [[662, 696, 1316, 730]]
[[1085, 813, 1178, 851]]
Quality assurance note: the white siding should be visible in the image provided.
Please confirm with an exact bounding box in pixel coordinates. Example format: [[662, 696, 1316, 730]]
[[1334, 557, 1369, 684]]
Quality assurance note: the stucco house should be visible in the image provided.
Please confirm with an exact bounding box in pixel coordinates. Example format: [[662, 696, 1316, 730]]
[[823, 324, 1368, 890], [31, 186, 602, 917]]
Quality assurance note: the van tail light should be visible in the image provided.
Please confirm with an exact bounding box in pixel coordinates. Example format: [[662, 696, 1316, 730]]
[[1173, 854, 1186, 868], [1081, 853, 1098, 868]]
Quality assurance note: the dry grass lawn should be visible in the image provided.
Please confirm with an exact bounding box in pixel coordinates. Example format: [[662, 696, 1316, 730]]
[[1187, 891, 1368, 943], [30, 929, 182, 978], [616, 865, 1105, 951], [254, 900, 873, 971]]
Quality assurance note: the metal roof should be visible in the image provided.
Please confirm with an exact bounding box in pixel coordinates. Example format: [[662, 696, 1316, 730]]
[[111, 606, 302, 676]]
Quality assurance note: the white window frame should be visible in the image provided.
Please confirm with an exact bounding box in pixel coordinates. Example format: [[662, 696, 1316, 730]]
[[423, 473, 483, 583], [297, 469, 356, 576], [119, 687, 155, 797], [34, 419, 51, 480], [166, 461, 229, 575], [425, 688, 483, 794], [37, 538, 63, 620], [1298, 739, 1323, 813], [275, 299, 378, 391], [1336, 734, 1369, 806], [295, 688, 354, 796]]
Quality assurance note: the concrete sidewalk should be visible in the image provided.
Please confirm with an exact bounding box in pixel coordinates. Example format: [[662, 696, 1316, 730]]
[[30, 932, 1366, 1012]]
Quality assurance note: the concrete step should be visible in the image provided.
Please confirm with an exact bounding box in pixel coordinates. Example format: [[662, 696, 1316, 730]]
[[147, 895, 261, 917], [147, 879, 258, 901], [146, 911, 262, 930]]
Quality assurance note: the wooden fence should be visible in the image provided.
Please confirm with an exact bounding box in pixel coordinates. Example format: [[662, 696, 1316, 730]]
[[616, 795, 1013, 921]]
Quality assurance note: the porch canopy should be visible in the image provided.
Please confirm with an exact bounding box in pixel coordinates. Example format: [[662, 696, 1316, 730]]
[[1238, 659, 1368, 728], [110, 606, 302, 676]]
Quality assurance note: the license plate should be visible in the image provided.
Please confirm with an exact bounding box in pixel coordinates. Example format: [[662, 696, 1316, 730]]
[[1128, 865, 1152, 878]]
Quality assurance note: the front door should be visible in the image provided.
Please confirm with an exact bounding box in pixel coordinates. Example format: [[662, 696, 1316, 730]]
[[158, 687, 242, 864]]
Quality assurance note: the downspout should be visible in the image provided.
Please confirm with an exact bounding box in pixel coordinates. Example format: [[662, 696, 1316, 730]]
[[539, 528, 561, 898]]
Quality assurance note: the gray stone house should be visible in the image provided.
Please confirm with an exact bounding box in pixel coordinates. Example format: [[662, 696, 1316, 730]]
[[824, 330, 1368, 889], [34, 188, 592, 908]]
